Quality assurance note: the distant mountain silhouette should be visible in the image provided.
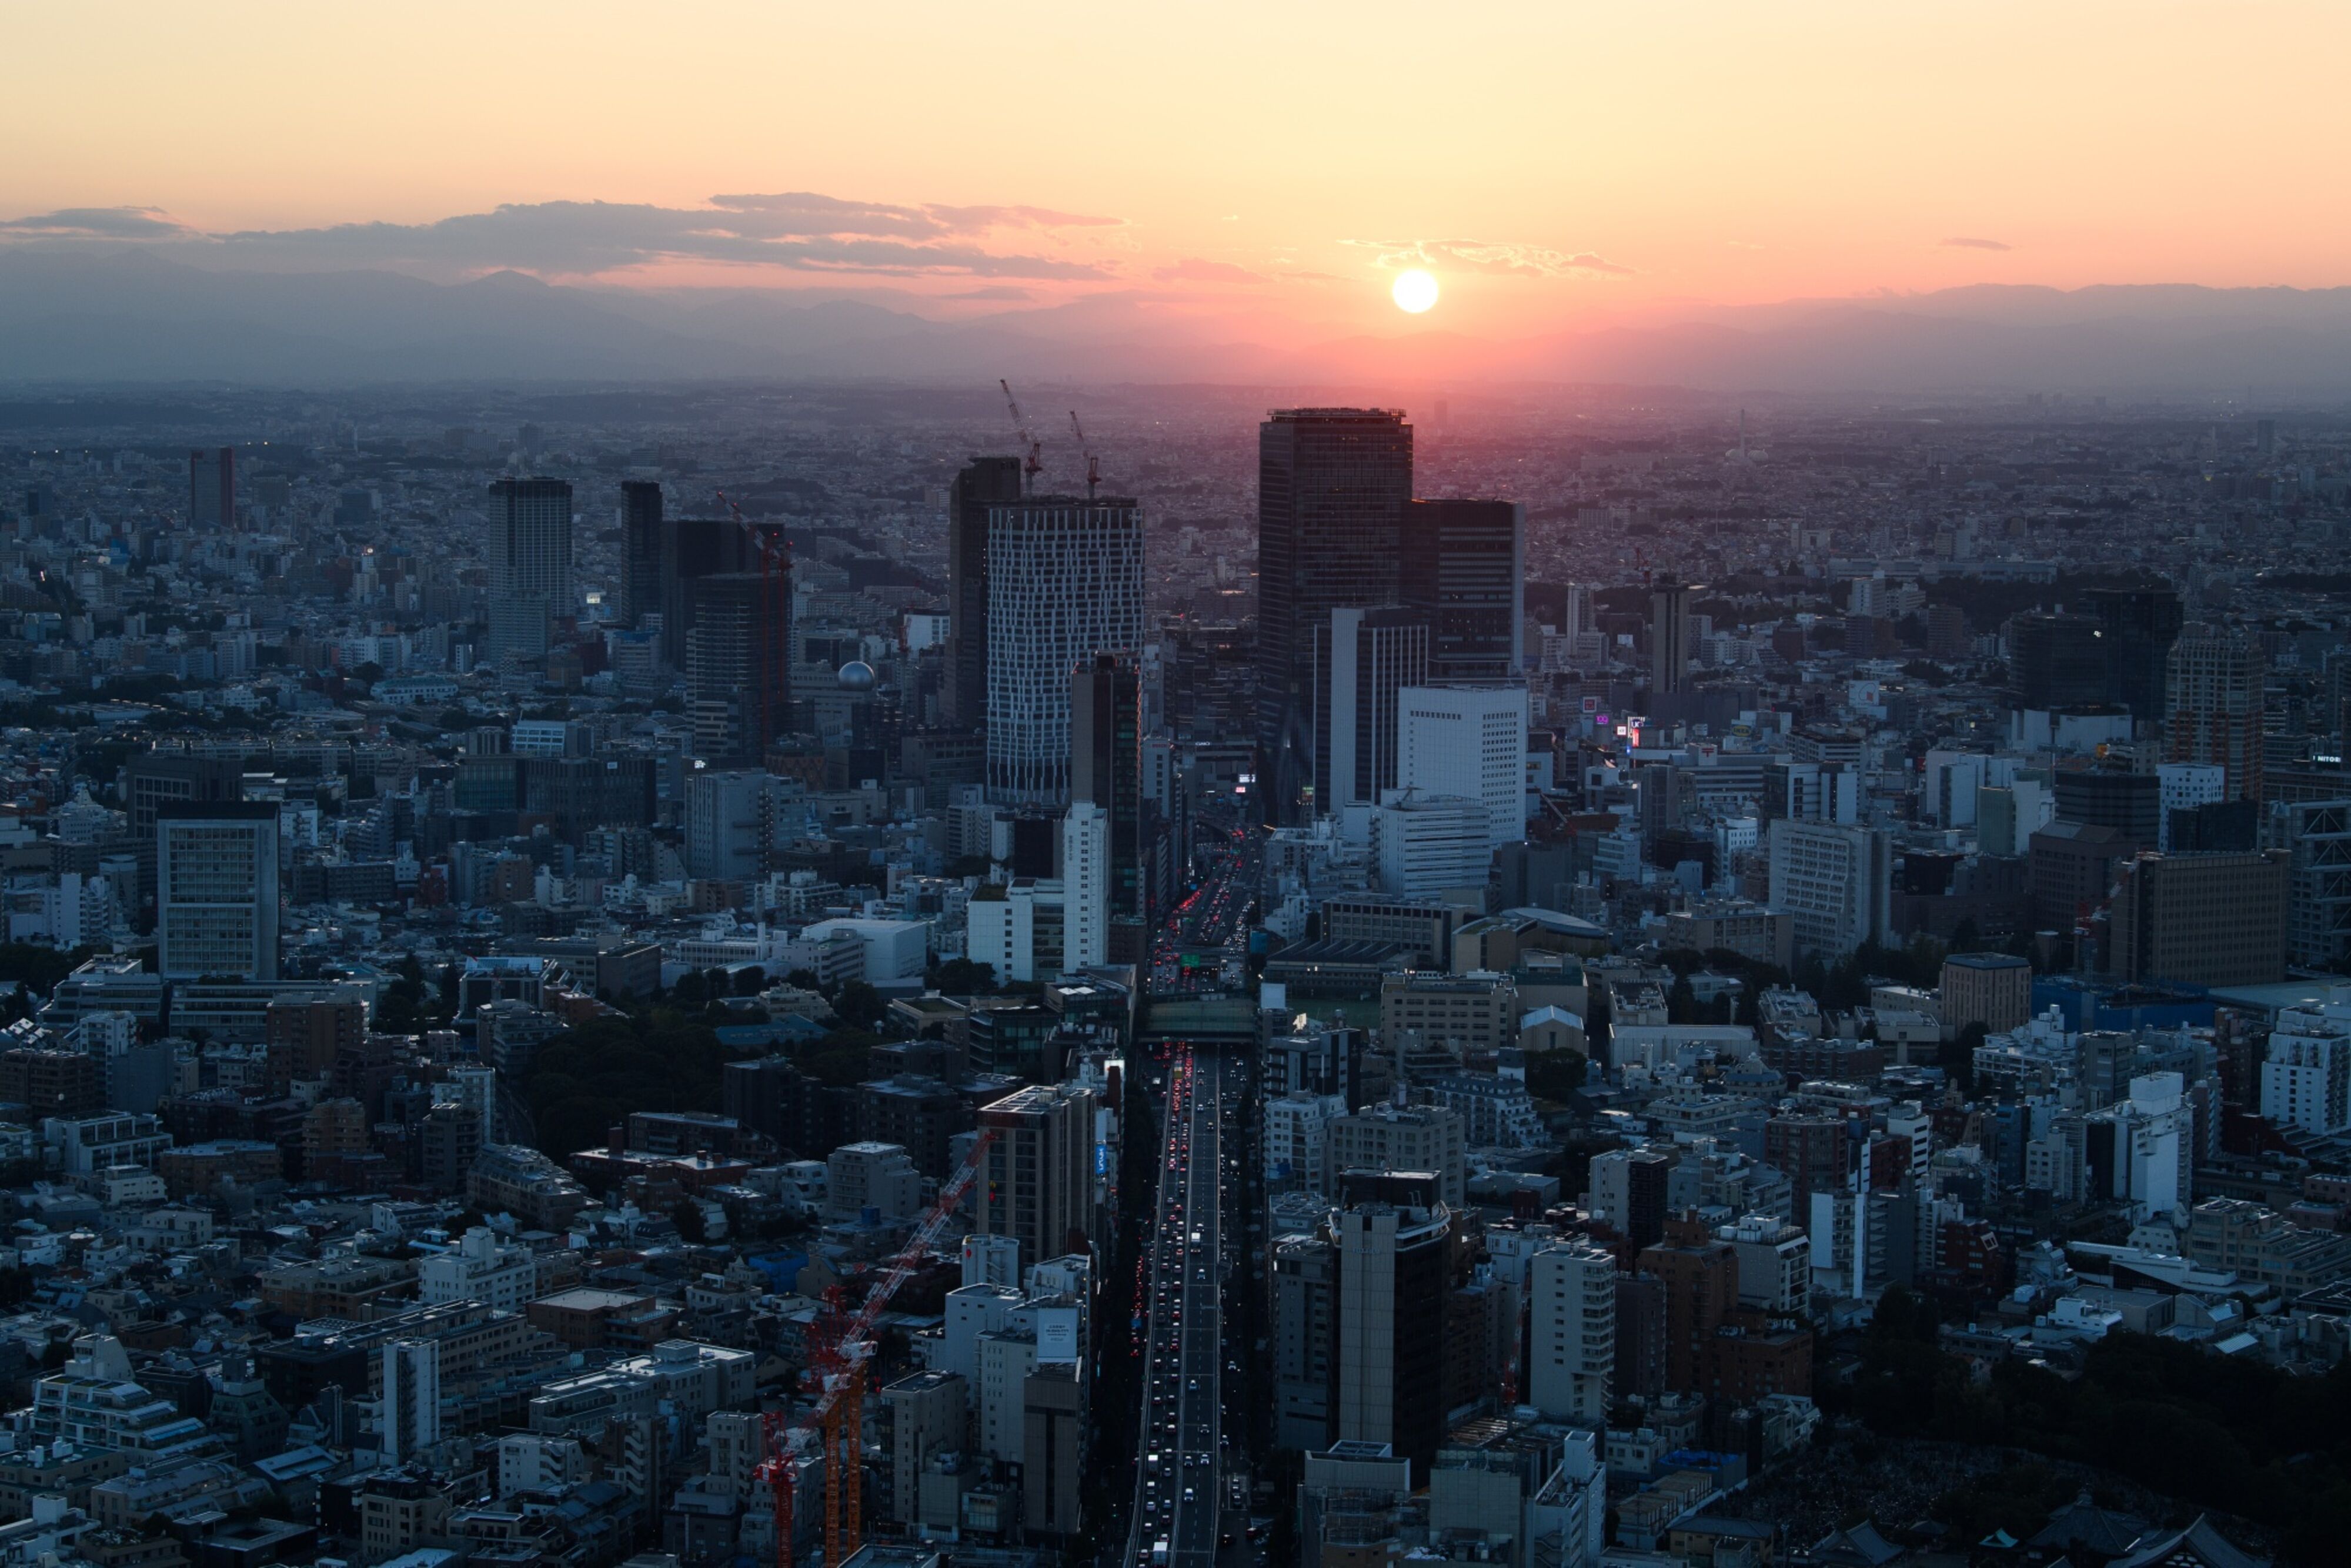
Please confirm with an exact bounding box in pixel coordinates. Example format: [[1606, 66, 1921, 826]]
[[7, 248, 2351, 394]]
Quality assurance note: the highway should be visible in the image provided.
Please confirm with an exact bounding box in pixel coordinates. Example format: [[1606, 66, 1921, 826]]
[[1126, 1045, 1229, 1568]]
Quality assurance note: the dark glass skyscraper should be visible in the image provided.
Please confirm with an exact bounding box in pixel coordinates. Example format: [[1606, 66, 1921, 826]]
[[189, 447, 234, 529], [486, 477, 573, 663], [2005, 611, 2108, 711], [1071, 653, 1150, 959], [946, 456, 1027, 731], [660, 515, 751, 669], [619, 480, 665, 630], [684, 569, 788, 765], [1257, 409, 1414, 822], [1401, 499, 1522, 683], [2085, 584, 2184, 721]]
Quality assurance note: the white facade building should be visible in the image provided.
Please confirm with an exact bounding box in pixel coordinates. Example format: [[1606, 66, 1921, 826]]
[[985, 497, 1146, 804], [157, 803, 279, 981], [418, 1226, 536, 1312], [1372, 793, 1491, 895], [2259, 991, 2351, 1137], [2156, 762, 2228, 852], [1767, 818, 1892, 959], [1397, 684, 1528, 848], [1061, 803, 1108, 972], [1528, 1242, 1614, 1425]]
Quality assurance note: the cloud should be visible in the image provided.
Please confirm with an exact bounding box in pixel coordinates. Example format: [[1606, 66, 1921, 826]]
[[946, 285, 1035, 301], [0, 205, 191, 239], [1, 192, 1125, 280], [1152, 258, 1265, 285], [1342, 237, 1634, 278], [1941, 236, 2013, 251]]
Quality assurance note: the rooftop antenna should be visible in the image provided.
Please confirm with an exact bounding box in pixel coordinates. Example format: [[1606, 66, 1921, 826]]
[[998, 379, 1043, 494]]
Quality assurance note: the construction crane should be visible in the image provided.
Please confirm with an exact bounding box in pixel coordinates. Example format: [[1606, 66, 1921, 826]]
[[1068, 410, 1100, 500], [998, 379, 1043, 493], [714, 489, 791, 755], [757, 1127, 1000, 1568]]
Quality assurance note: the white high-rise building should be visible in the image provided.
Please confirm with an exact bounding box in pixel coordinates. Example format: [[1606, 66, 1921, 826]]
[[157, 801, 279, 981], [2156, 762, 2227, 851], [985, 496, 1146, 804], [1062, 801, 1108, 971], [382, 1339, 440, 1462], [1397, 684, 1528, 848], [2259, 991, 2351, 1137], [961, 1233, 1022, 1288], [1372, 792, 1491, 896], [1527, 1242, 1614, 1425], [1768, 818, 1892, 959]]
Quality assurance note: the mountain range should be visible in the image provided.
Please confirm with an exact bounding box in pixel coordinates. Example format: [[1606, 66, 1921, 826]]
[[6, 248, 2351, 396]]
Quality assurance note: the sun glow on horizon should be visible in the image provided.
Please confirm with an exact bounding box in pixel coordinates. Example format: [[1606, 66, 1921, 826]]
[[1391, 269, 1439, 314]]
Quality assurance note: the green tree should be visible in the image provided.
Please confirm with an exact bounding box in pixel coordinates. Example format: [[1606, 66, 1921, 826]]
[[833, 981, 889, 1033]]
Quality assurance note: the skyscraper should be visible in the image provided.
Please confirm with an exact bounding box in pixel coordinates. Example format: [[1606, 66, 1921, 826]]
[[1314, 607, 1429, 814], [2005, 611, 2109, 712], [189, 447, 235, 529], [1650, 580, 1691, 697], [985, 496, 1146, 804], [684, 571, 787, 765], [157, 801, 280, 981], [2086, 584, 2184, 721], [1258, 409, 1415, 823], [1397, 684, 1528, 848], [619, 480, 665, 630], [946, 456, 1027, 730], [1070, 654, 1148, 957], [486, 478, 573, 663], [1062, 800, 1110, 971], [660, 515, 752, 669], [2166, 630, 2267, 802], [1331, 1199, 1450, 1482], [1402, 499, 1522, 682]]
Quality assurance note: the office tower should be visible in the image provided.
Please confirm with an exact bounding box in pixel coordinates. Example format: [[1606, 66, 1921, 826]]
[[1332, 1199, 1450, 1482], [1397, 684, 1528, 848], [1070, 654, 1148, 957], [1258, 409, 1415, 822], [1372, 794, 1491, 896], [2166, 630, 2267, 802], [2086, 585, 2184, 721], [1402, 499, 1523, 682], [381, 1340, 440, 1463], [1562, 581, 1594, 643], [157, 801, 279, 981], [2107, 851, 2289, 987], [2278, 801, 2351, 967], [2052, 764, 2161, 848], [1061, 801, 1109, 971], [1273, 1234, 1337, 1449], [189, 447, 234, 529], [660, 515, 753, 668], [1650, 580, 1691, 697], [683, 571, 787, 765], [1528, 1243, 1615, 1425], [946, 456, 1027, 729], [2004, 611, 2108, 711], [486, 478, 573, 663], [976, 1085, 1095, 1270], [2156, 762, 2227, 852], [985, 496, 1146, 804], [619, 480, 665, 628], [1314, 607, 1430, 815], [1768, 819, 1892, 959]]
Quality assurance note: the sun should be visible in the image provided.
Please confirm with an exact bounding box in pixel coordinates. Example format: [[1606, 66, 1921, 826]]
[[1391, 269, 1440, 314]]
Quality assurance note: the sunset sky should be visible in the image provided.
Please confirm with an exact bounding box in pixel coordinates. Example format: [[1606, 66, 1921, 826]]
[[11, 1, 2351, 345]]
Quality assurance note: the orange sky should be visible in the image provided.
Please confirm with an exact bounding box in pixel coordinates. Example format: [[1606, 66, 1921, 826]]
[[11, 1, 2351, 342]]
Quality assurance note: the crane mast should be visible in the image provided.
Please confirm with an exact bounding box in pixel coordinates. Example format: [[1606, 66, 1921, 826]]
[[999, 379, 1043, 493]]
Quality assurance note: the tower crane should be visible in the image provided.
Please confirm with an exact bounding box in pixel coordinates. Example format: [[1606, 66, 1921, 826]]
[[1068, 410, 1100, 500], [999, 379, 1043, 493], [756, 1127, 999, 1568]]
